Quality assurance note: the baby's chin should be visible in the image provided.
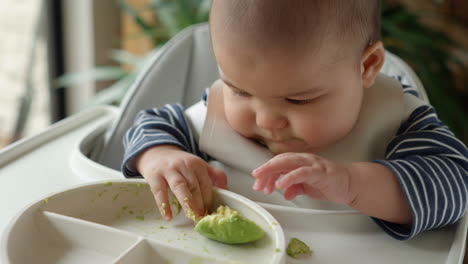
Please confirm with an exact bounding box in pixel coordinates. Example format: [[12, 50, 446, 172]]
[[253, 137, 319, 154], [264, 140, 313, 155]]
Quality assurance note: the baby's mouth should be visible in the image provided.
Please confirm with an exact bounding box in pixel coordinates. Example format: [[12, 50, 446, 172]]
[[256, 137, 291, 146], [251, 134, 296, 151], [254, 138, 268, 148]]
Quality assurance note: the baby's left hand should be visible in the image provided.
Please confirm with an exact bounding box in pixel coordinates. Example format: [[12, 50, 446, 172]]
[[252, 153, 356, 205]]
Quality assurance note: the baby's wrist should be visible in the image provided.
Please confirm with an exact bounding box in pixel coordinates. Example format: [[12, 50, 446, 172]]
[[342, 163, 366, 208], [149, 144, 183, 153], [343, 163, 359, 207]]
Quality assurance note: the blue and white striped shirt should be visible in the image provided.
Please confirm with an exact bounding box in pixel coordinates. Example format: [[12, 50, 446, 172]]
[[122, 81, 468, 241]]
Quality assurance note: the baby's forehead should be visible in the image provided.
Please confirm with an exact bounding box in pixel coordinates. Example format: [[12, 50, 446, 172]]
[[211, 2, 328, 47], [212, 25, 352, 72], [210, 0, 380, 53]]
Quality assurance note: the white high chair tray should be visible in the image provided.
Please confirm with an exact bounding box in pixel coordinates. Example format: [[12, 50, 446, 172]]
[[264, 205, 466, 264], [0, 106, 466, 264], [2, 180, 285, 264]]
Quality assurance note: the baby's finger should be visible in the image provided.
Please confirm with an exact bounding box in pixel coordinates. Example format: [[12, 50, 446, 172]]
[[196, 166, 213, 215], [264, 174, 280, 194], [253, 153, 307, 178], [165, 171, 198, 219], [276, 167, 321, 190], [148, 175, 172, 221], [208, 166, 228, 189], [252, 168, 281, 193], [283, 184, 304, 200], [253, 178, 268, 191], [179, 167, 205, 218]]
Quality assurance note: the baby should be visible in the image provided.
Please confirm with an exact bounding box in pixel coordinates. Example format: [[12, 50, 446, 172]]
[[122, 0, 468, 240]]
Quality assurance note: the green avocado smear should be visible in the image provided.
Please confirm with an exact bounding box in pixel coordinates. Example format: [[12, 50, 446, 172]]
[[195, 205, 264, 244]]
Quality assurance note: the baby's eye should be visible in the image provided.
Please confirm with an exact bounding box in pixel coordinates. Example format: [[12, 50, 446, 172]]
[[231, 89, 251, 98], [285, 98, 313, 105]]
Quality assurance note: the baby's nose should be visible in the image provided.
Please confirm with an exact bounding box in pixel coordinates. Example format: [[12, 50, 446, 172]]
[[255, 110, 288, 130]]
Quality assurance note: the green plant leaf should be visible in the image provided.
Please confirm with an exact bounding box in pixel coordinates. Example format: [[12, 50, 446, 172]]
[[196, 0, 210, 21], [176, 0, 197, 25], [54, 66, 127, 88], [154, 4, 182, 36], [87, 74, 137, 106], [116, 0, 156, 37], [110, 50, 143, 66]]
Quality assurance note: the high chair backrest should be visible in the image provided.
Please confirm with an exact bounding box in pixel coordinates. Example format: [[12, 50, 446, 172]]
[[98, 23, 428, 171], [99, 23, 218, 170]]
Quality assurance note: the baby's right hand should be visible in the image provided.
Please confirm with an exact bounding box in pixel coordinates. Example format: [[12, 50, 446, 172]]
[[135, 145, 227, 221]]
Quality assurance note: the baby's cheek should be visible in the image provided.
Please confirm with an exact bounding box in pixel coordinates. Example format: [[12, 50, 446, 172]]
[[224, 102, 252, 133], [292, 116, 321, 137], [298, 116, 351, 148], [292, 117, 333, 146]]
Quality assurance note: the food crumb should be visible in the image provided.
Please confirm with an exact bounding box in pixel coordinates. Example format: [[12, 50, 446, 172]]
[[202, 246, 209, 253], [159, 225, 165, 229], [189, 257, 203, 264], [161, 203, 167, 216], [286, 237, 311, 259], [171, 196, 182, 216], [184, 198, 202, 222], [135, 215, 145, 221], [103, 181, 112, 186]]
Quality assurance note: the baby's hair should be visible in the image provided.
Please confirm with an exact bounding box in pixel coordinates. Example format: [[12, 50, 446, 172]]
[[210, 0, 381, 56]]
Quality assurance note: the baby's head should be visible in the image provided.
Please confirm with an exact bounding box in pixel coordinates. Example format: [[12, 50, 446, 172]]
[[209, 0, 385, 154]]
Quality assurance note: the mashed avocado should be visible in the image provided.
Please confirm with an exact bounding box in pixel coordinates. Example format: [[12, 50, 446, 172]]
[[171, 195, 182, 216], [286, 237, 311, 259], [195, 205, 264, 244], [184, 197, 202, 222]]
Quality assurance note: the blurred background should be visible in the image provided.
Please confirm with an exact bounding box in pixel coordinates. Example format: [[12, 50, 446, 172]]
[[0, 0, 467, 151]]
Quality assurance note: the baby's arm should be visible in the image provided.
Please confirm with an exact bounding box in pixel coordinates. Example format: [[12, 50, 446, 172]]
[[123, 104, 208, 176], [123, 103, 227, 221], [254, 104, 468, 240], [253, 153, 412, 224], [370, 105, 468, 240]]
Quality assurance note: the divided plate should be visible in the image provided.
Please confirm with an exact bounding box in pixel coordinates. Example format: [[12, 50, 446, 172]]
[[1, 179, 285, 264]]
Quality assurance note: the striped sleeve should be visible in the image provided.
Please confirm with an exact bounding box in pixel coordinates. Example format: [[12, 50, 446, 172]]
[[122, 103, 209, 177], [372, 104, 468, 240]]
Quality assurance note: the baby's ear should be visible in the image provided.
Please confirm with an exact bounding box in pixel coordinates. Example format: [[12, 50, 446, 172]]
[[360, 41, 385, 89]]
